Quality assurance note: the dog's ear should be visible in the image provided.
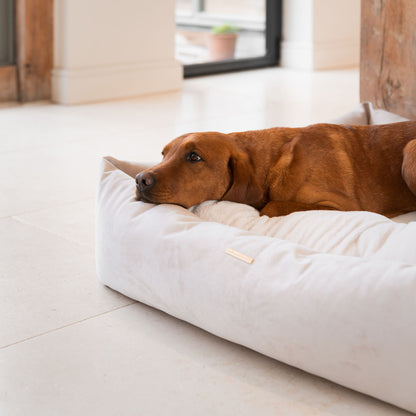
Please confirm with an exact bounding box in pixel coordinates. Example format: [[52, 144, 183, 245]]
[[222, 152, 263, 208]]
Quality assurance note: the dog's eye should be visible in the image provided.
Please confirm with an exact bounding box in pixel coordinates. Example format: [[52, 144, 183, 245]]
[[186, 151, 203, 163]]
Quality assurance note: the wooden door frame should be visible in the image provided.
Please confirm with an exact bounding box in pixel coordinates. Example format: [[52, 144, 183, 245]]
[[360, 0, 416, 119], [0, 65, 18, 101], [0, 0, 53, 102]]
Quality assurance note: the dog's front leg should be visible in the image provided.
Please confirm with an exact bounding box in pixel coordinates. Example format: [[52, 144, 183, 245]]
[[260, 200, 338, 217]]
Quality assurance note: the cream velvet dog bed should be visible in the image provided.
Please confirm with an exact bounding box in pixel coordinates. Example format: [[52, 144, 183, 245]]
[[96, 103, 416, 413]]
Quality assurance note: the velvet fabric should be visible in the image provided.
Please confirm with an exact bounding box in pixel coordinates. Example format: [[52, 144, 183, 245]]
[[96, 103, 416, 412]]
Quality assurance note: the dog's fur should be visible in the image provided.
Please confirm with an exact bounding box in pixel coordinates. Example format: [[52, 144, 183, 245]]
[[135, 122, 416, 217]]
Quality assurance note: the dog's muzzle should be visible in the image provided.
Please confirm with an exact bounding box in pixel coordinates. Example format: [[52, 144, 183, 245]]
[[135, 172, 156, 200]]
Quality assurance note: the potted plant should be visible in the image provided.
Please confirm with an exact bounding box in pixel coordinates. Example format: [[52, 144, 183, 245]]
[[208, 24, 239, 61]]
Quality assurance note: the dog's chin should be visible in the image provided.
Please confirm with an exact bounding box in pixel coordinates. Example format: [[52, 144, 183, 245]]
[[137, 194, 158, 204], [136, 189, 158, 204], [136, 193, 191, 208], [135, 189, 200, 208]]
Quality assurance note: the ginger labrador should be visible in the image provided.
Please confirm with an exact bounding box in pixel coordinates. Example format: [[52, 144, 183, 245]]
[[135, 122, 416, 217]]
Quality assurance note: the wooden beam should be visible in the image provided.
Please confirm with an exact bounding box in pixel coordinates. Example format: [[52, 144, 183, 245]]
[[16, 0, 53, 102], [360, 0, 416, 119], [0, 66, 18, 101]]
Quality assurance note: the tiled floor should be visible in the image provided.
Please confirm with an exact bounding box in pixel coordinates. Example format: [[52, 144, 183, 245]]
[[1, 67, 412, 415]]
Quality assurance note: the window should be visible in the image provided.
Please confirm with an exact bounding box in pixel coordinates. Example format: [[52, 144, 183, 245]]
[[175, 0, 282, 77]]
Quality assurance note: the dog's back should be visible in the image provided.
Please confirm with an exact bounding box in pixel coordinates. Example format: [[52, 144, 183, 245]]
[[261, 121, 416, 217]]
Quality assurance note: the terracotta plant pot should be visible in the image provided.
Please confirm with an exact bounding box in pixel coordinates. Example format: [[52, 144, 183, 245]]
[[208, 33, 237, 61]]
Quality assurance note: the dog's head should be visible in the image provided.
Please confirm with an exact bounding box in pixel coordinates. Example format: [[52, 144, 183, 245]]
[[135, 132, 263, 208]]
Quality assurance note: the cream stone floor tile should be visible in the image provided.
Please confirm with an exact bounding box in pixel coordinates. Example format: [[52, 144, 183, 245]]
[[0, 101, 111, 154], [187, 68, 360, 124], [0, 146, 95, 217], [13, 198, 96, 249], [0, 217, 133, 348], [1, 303, 410, 416], [0, 139, 147, 218]]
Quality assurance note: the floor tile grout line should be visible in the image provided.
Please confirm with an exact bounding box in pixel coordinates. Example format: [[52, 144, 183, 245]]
[[0, 301, 137, 351], [1, 196, 97, 220], [11, 215, 95, 251]]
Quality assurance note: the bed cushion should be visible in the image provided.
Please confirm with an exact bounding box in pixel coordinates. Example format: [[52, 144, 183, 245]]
[[191, 201, 416, 264], [96, 103, 416, 413]]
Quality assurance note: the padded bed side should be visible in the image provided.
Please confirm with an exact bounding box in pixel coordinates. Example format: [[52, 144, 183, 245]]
[[96, 157, 416, 413]]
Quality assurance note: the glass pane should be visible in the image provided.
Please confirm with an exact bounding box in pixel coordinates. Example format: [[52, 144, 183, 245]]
[[0, 0, 15, 66], [175, 0, 266, 65], [204, 0, 265, 18], [176, 0, 193, 13]]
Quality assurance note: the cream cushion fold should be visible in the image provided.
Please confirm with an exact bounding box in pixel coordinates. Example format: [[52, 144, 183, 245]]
[[96, 103, 416, 413]]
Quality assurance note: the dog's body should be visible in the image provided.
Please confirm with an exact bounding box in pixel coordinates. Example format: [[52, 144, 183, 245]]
[[135, 122, 416, 217]]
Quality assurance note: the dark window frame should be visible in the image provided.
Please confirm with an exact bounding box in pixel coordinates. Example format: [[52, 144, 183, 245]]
[[183, 0, 282, 78]]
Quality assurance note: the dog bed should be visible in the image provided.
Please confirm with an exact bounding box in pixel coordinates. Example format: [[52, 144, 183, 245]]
[[96, 102, 416, 413]]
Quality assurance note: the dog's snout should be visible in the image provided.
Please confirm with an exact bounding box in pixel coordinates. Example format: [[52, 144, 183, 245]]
[[136, 172, 156, 190]]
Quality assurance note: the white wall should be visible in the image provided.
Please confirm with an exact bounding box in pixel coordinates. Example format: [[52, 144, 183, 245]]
[[281, 0, 360, 70], [52, 0, 183, 104]]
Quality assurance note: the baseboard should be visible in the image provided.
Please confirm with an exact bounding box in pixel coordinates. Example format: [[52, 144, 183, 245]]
[[280, 39, 359, 70], [51, 59, 183, 104]]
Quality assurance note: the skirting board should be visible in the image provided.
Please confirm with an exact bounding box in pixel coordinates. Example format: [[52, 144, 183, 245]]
[[280, 40, 359, 70], [51, 59, 183, 104]]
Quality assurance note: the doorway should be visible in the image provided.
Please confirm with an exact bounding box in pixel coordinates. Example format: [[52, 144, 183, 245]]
[[0, 0, 17, 100], [0, 0, 53, 103]]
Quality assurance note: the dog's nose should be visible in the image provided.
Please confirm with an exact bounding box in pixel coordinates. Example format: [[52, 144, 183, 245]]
[[136, 172, 156, 190]]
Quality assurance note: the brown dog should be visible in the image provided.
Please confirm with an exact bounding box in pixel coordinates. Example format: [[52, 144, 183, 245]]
[[135, 122, 416, 217]]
